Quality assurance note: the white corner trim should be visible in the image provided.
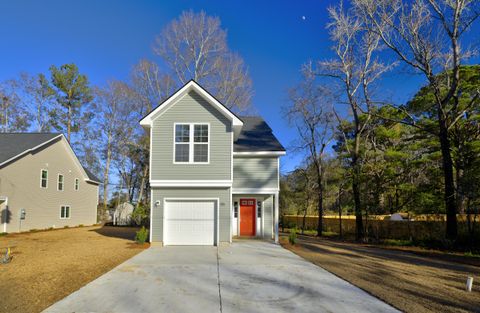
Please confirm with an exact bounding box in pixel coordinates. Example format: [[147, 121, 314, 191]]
[[1, 197, 8, 233], [140, 81, 243, 128], [232, 188, 279, 194], [233, 151, 286, 156], [150, 180, 233, 187]]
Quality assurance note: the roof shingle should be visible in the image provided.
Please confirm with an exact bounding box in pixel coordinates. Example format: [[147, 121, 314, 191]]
[[234, 116, 285, 152]]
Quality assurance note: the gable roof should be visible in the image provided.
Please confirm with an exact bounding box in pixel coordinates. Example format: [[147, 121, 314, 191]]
[[139, 80, 244, 139], [0, 133, 101, 184], [234, 116, 286, 153]]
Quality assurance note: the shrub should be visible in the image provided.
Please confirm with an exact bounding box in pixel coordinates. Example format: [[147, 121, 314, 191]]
[[131, 205, 150, 226], [0, 232, 7, 237], [63, 225, 69, 229], [289, 227, 297, 245], [135, 226, 149, 244], [78, 224, 84, 227]]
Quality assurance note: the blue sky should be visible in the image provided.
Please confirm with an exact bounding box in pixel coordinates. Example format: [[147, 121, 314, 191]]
[[1, 0, 479, 173]]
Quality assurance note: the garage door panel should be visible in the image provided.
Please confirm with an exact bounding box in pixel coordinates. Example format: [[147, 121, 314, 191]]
[[164, 200, 216, 246]]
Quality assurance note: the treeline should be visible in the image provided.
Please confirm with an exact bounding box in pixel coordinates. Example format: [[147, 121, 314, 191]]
[[0, 11, 253, 214], [282, 0, 480, 245]]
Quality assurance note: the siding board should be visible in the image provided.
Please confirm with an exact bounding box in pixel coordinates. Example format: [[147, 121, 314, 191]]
[[233, 157, 278, 189], [151, 91, 232, 181]]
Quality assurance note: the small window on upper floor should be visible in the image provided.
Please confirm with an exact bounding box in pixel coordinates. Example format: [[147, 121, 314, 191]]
[[58, 174, 64, 191], [74, 178, 79, 191], [174, 123, 209, 163], [40, 169, 48, 188]]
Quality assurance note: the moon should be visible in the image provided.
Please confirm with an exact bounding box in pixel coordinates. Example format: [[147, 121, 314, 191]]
[[302, 16, 306, 20]]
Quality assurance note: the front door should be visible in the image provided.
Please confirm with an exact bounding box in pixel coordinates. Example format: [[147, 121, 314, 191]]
[[240, 199, 256, 236]]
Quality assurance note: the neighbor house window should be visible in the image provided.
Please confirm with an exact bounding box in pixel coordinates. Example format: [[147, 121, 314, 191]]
[[57, 174, 64, 191], [74, 178, 79, 191], [234, 202, 238, 218], [60, 205, 70, 219], [40, 169, 48, 188], [174, 123, 209, 163]]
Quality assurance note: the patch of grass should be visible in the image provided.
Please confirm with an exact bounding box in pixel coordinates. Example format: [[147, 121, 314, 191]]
[[382, 239, 414, 247], [0, 232, 8, 237], [464, 251, 480, 258]]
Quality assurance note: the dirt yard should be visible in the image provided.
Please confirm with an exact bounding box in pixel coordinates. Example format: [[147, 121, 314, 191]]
[[0, 226, 148, 313], [281, 235, 480, 313]]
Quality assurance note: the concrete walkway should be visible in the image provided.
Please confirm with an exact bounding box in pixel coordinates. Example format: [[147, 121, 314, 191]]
[[44, 241, 399, 313]]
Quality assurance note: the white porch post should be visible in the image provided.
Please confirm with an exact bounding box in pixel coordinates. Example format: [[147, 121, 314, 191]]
[[274, 191, 279, 244]]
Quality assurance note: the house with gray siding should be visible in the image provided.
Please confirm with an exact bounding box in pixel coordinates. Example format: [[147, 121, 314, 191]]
[[0, 133, 100, 233], [140, 80, 285, 245]]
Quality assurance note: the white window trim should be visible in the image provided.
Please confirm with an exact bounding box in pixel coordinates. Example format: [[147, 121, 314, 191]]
[[173, 122, 210, 164], [40, 169, 48, 189], [60, 205, 71, 219], [74, 178, 79, 191], [57, 174, 64, 191]]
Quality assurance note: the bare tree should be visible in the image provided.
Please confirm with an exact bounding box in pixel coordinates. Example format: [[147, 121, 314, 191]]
[[316, 3, 394, 240], [131, 59, 177, 209], [19, 73, 55, 132], [0, 80, 30, 132], [286, 66, 335, 237], [92, 80, 138, 212], [153, 10, 253, 112], [355, 0, 480, 240]]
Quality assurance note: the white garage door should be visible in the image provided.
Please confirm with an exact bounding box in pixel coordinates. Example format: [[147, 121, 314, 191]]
[[164, 200, 216, 246]]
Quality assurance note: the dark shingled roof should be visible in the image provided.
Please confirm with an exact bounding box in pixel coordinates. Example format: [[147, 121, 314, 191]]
[[0, 133, 61, 164], [83, 167, 101, 184], [0, 133, 100, 183], [234, 116, 285, 152]]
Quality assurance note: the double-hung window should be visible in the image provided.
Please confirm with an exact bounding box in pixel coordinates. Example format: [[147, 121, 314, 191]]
[[174, 123, 209, 163], [60, 205, 70, 219], [58, 174, 64, 191], [40, 169, 48, 188]]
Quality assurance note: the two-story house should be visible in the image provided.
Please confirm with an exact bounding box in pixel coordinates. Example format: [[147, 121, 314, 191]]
[[140, 80, 285, 246], [0, 133, 100, 233]]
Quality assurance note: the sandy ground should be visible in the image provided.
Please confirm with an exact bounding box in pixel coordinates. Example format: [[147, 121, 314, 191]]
[[0, 226, 147, 313], [281, 235, 480, 313]]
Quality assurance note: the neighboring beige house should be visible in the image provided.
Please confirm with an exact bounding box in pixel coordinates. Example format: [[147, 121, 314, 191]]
[[0, 133, 100, 233]]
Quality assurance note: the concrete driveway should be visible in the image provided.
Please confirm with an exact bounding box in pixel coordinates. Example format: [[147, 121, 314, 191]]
[[44, 240, 398, 313]]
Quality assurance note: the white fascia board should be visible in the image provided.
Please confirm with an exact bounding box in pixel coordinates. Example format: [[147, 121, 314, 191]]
[[233, 151, 286, 157], [232, 188, 279, 194], [150, 180, 233, 187], [140, 80, 243, 128]]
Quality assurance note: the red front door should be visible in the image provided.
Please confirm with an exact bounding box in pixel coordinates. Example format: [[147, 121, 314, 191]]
[[240, 199, 256, 236]]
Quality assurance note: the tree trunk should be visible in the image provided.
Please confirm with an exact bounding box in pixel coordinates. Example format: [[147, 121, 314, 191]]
[[102, 141, 112, 212], [438, 118, 457, 240], [352, 155, 364, 241], [136, 164, 149, 209], [315, 160, 324, 237], [67, 104, 72, 143]]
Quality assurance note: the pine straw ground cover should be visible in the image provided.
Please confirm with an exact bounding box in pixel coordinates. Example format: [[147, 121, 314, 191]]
[[0, 226, 148, 313], [280, 234, 480, 313]]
